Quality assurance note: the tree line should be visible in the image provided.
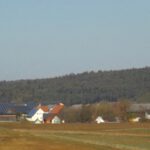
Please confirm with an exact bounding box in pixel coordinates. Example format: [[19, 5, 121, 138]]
[[60, 100, 131, 123], [0, 67, 150, 105]]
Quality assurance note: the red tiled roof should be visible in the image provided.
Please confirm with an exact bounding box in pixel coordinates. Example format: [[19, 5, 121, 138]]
[[50, 103, 64, 114], [45, 114, 54, 120], [44, 114, 55, 123]]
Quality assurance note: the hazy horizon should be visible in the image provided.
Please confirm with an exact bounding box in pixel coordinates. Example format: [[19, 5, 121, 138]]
[[0, 66, 149, 82], [0, 0, 150, 80]]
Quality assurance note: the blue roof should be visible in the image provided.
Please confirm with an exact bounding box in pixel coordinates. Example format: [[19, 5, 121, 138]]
[[14, 105, 30, 114], [27, 108, 37, 117], [0, 103, 35, 114], [0, 103, 14, 114]]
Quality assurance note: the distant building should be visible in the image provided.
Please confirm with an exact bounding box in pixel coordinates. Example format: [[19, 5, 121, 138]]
[[127, 103, 150, 120], [128, 103, 150, 113], [129, 117, 141, 122], [26, 106, 49, 123], [0, 103, 35, 122], [52, 116, 61, 124], [145, 112, 150, 120], [95, 116, 105, 124], [44, 114, 61, 124], [0, 115, 17, 122], [26, 103, 64, 124]]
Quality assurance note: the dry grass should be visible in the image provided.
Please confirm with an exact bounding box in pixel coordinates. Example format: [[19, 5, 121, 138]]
[[0, 122, 150, 150]]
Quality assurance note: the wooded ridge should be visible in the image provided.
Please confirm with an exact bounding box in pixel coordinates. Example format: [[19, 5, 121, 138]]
[[0, 67, 150, 105]]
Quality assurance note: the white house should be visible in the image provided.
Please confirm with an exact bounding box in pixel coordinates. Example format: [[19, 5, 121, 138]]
[[51, 116, 61, 124], [95, 116, 105, 124], [26, 108, 47, 123], [145, 112, 150, 120], [34, 118, 43, 124], [129, 117, 141, 122], [26, 103, 64, 124]]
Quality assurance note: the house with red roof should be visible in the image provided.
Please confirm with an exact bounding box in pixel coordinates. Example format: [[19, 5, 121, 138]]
[[26, 103, 64, 124], [44, 103, 64, 124]]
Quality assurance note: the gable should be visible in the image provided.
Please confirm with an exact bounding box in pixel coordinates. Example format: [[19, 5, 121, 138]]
[[51, 116, 61, 124], [39, 106, 49, 112]]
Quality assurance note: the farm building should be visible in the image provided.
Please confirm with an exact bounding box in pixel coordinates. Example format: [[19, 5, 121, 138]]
[[145, 112, 150, 120], [52, 116, 61, 124], [26, 103, 64, 124], [0, 102, 64, 123], [26, 106, 49, 122], [127, 103, 150, 119], [43, 103, 64, 124], [95, 116, 105, 124], [0, 115, 17, 122], [0, 103, 35, 122], [44, 114, 61, 124], [128, 103, 150, 113], [129, 117, 141, 122]]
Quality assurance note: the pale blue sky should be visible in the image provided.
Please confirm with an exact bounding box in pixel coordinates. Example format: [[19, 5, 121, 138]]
[[0, 0, 150, 80]]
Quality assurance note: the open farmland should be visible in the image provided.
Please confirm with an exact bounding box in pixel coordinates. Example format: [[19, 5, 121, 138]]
[[0, 123, 150, 150]]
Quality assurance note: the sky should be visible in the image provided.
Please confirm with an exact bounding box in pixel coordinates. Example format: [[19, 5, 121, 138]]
[[0, 0, 150, 81]]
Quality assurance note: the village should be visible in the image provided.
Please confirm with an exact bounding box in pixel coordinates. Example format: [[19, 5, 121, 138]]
[[0, 102, 64, 124], [0, 102, 150, 124]]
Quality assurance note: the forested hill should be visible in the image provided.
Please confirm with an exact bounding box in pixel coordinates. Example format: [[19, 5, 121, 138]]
[[0, 67, 150, 105]]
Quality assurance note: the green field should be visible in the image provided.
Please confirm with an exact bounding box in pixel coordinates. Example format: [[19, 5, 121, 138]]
[[0, 123, 149, 150]]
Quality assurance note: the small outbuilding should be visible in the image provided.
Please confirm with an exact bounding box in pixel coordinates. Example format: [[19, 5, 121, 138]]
[[44, 114, 61, 124], [145, 112, 150, 120], [95, 116, 105, 124], [51, 116, 61, 124], [129, 117, 141, 122]]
